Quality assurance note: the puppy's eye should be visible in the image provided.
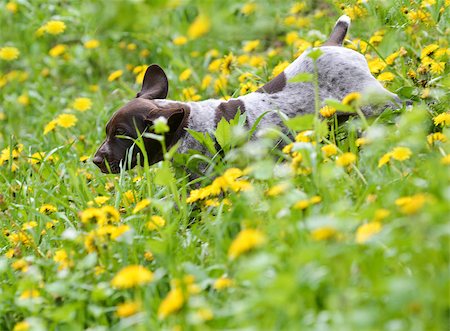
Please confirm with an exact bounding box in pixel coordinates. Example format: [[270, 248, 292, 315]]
[[114, 129, 127, 137]]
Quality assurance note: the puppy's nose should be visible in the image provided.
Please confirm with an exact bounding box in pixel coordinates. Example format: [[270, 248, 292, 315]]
[[93, 155, 104, 166]]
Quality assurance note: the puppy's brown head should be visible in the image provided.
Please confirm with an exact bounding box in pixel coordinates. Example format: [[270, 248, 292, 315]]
[[93, 65, 190, 173]]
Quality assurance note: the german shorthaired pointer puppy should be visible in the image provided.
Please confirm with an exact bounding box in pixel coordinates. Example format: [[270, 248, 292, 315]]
[[93, 15, 401, 173]]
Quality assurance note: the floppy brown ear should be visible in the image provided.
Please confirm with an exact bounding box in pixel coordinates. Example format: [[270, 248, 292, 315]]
[[136, 64, 169, 99], [145, 107, 190, 142]]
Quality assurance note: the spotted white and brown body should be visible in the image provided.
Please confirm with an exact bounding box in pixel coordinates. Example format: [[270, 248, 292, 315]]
[[153, 15, 399, 154], [94, 15, 402, 173]]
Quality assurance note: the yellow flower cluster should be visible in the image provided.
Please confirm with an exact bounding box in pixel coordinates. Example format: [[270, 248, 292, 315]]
[[395, 194, 427, 214], [356, 222, 382, 244], [0, 144, 23, 170], [293, 195, 321, 210], [111, 265, 154, 289], [418, 44, 447, 75], [0, 46, 20, 61], [378, 147, 412, 167], [38, 20, 66, 35], [187, 14, 211, 39], [228, 228, 266, 259], [158, 275, 200, 319], [186, 168, 251, 203], [80, 205, 120, 225], [44, 113, 78, 134], [72, 97, 92, 112]]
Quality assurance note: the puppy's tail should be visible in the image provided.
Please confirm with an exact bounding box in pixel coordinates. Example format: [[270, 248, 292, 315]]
[[323, 15, 351, 46]]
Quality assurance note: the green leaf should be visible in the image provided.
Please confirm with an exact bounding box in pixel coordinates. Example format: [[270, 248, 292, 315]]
[[307, 48, 323, 61], [288, 72, 314, 83], [285, 114, 315, 131], [325, 98, 355, 113], [214, 118, 232, 151], [154, 163, 175, 186], [186, 129, 217, 155]]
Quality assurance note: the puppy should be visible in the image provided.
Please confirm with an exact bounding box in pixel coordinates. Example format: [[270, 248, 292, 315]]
[[93, 15, 401, 173]]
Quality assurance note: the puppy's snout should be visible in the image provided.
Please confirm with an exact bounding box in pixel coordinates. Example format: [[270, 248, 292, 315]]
[[93, 154, 104, 166]]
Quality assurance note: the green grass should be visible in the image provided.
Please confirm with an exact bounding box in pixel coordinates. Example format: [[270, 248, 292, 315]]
[[0, 0, 449, 330]]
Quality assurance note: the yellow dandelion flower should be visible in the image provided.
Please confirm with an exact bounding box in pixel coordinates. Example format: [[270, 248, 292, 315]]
[[17, 94, 29, 106], [158, 287, 185, 319], [282, 143, 294, 155], [385, 51, 399, 65], [420, 44, 439, 59], [342, 92, 361, 105], [39, 204, 57, 214], [147, 215, 166, 230], [111, 265, 154, 289], [249, 55, 265, 67], [182, 87, 201, 101], [336, 152, 357, 167], [108, 69, 123, 82], [228, 228, 266, 260], [196, 308, 214, 321], [430, 61, 445, 75], [294, 199, 310, 210], [13, 321, 30, 331], [319, 105, 336, 118], [378, 152, 392, 167], [356, 137, 368, 147], [208, 58, 222, 72], [6, 2, 18, 13], [213, 276, 234, 290], [29, 152, 45, 165], [295, 130, 313, 143], [127, 43, 137, 51], [266, 183, 289, 197], [19, 289, 40, 300], [44, 20, 66, 34], [187, 14, 211, 39], [116, 301, 140, 318], [72, 97, 92, 112], [321, 144, 338, 157], [93, 196, 110, 205], [433, 112, 450, 126], [22, 221, 38, 230], [427, 132, 447, 145], [49, 44, 66, 57], [173, 36, 188, 45], [0, 46, 20, 61], [220, 53, 235, 75], [356, 222, 382, 244], [12, 259, 28, 272], [373, 209, 390, 222], [243, 40, 260, 53], [133, 198, 151, 214], [123, 190, 135, 204], [272, 61, 290, 77], [144, 251, 154, 261], [441, 154, 450, 165], [377, 72, 395, 82], [395, 194, 427, 214], [84, 39, 100, 49], [80, 207, 106, 224], [368, 58, 387, 74], [311, 227, 337, 241], [241, 2, 256, 15], [179, 68, 192, 81], [56, 113, 77, 128], [290, 2, 306, 14], [200, 75, 212, 90], [285, 31, 299, 45], [391, 147, 412, 161]]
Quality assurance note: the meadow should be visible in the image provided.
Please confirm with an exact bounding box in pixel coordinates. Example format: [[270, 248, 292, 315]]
[[0, 0, 449, 330]]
